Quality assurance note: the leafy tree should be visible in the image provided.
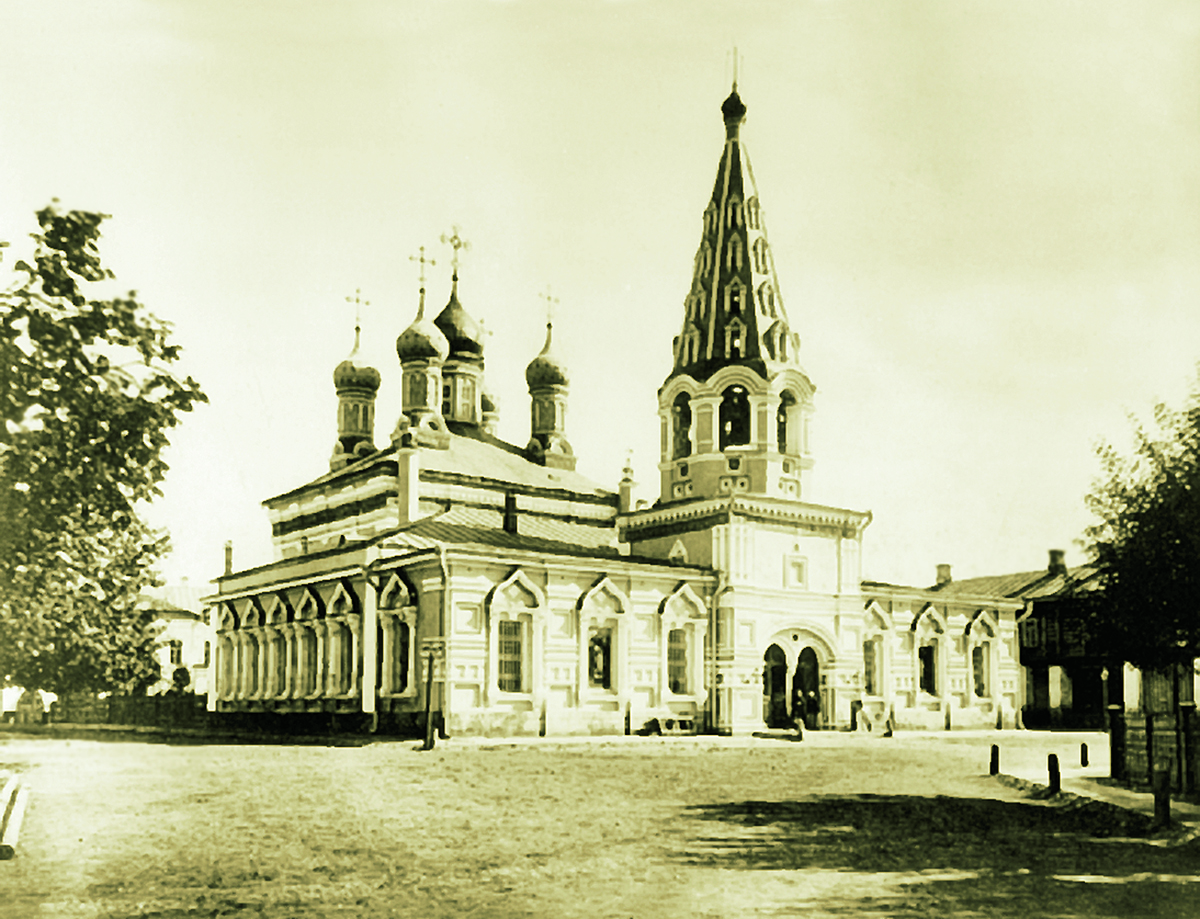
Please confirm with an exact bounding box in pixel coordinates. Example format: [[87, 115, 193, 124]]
[[0, 203, 206, 695], [1084, 374, 1200, 671]]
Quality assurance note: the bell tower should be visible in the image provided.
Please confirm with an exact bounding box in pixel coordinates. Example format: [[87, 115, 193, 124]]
[[658, 84, 815, 505]]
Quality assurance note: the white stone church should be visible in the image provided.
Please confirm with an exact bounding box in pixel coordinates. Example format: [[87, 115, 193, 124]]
[[205, 85, 1023, 736]]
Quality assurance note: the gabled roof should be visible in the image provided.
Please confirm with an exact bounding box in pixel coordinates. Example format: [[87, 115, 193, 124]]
[[930, 565, 1101, 601]]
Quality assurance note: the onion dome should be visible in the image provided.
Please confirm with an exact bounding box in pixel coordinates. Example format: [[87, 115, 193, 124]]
[[396, 290, 450, 363], [333, 327, 381, 391], [433, 274, 484, 359], [722, 88, 746, 138], [525, 322, 569, 388]]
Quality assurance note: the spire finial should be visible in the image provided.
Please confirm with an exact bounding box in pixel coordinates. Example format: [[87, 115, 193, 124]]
[[345, 288, 368, 350], [409, 246, 436, 316], [440, 226, 470, 279], [732, 46, 740, 91]]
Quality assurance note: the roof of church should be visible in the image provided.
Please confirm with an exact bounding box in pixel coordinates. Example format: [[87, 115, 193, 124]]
[[265, 424, 613, 507], [929, 565, 1100, 600], [423, 426, 609, 497], [378, 504, 622, 559]]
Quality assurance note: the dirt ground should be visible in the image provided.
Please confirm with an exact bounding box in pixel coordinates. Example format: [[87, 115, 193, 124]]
[[0, 730, 1196, 918]]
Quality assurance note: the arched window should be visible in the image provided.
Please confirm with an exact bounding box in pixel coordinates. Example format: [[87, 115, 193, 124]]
[[672, 392, 692, 459], [704, 204, 717, 234], [777, 391, 796, 454], [727, 235, 743, 271], [757, 282, 776, 317], [719, 386, 750, 449], [746, 197, 760, 229], [726, 283, 744, 316], [724, 319, 745, 360], [752, 237, 768, 274], [726, 198, 742, 228]]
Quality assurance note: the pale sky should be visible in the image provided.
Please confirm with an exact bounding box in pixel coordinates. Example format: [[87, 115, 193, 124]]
[[3, 1, 1198, 589]]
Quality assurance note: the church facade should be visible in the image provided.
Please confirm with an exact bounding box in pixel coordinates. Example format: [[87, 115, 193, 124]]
[[205, 85, 1023, 736]]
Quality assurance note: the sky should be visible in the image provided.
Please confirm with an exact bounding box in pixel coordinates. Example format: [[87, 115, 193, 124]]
[[2, 1, 1199, 590]]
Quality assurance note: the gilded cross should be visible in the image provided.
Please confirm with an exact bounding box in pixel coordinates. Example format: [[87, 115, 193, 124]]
[[440, 226, 470, 273], [409, 246, 436, 286]]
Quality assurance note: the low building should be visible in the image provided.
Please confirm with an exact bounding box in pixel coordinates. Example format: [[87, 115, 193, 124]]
[[142, 583, 213, 695]]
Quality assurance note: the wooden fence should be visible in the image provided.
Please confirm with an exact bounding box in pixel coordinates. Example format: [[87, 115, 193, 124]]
[[1110, 706, 1199, 796], [49, 693, 212, 730]]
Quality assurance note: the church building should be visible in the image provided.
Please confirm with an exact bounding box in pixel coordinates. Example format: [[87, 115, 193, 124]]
[[205, 84, 1023, 735]]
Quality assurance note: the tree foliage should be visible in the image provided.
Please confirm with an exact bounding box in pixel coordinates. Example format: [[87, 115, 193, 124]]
[[1084, 374, 1200, 670], [0, 203, 206, 694]]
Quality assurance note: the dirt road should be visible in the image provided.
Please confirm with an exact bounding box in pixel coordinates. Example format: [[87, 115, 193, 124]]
[[1, 730, 1195, 917]]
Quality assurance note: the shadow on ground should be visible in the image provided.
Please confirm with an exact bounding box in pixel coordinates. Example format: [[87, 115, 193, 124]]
[[674, 794, 1199, 917]]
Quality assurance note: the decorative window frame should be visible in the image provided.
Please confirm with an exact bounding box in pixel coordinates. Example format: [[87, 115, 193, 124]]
[[660, 583, 709, 698], [378, 572, 418, 698], [751, 237, 768, 274], [965, 610, 998, 701], [783, 555, 808, 589], [577, 576, 628, 698], [912, 604, 947, 701], [746, 196, 761, 229], [486, 569, 545, 701], [862, 601, 891, 698]]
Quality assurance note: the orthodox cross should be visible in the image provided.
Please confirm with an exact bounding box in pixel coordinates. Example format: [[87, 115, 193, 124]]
[[730, 46, 741, 90], [440, 226, 470, 274], [345, 288, 368, 345], [538, 285, 560, 327], [409, 246, 436, 286]]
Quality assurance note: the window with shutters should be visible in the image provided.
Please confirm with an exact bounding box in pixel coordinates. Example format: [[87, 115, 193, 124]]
[[498, 619, 523, 692]]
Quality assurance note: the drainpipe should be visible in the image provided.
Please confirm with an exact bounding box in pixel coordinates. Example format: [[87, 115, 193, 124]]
[[361, 544, 380, 731], [436, 544, 449, 739]]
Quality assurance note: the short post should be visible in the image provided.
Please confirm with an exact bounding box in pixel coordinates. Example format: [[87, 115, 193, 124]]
[[1080, 742, 1088, 768], [989, 744, 1000, 776], [421, 652, 436, 751], [1151, 767, 1171, 830], [1048, 753, 1061, 794]]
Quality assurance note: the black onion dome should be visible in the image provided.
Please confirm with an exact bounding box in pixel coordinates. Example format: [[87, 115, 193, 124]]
[[333, 329, 381, 390], [396, 298, 450, 363], [433, 278, 484, 358], [721, 89, 746, 125], [525, 323, 569, 388], [333, 355, 381, 391]]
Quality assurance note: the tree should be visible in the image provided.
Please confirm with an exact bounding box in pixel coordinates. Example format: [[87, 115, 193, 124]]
[[1084, 373, 1200, 672], [0, 203, 207, 695]]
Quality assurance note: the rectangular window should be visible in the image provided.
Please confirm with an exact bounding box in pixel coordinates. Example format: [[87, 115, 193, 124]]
[[972, 644, 989, 697], [203, 641, 211, 668], [396, 622, 410, 693], [918, 643, 937, 695], [498, 619, 523, 692], [588, 626, 612, 690], [862, 638, 878, 696], [169, 640, 183, 666], [668, 629, 687, 694]]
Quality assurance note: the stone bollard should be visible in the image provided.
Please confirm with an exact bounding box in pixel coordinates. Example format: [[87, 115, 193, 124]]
[[1151, 768, 1171, 830], [990, 744, 1000, 776], [1048, 754, 1061, 794], [1080, 742, 1088, 768]]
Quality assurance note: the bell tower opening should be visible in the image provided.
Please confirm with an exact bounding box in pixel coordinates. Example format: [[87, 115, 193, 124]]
[[672, 392, 693, 459], [719, 386, 750, 449]]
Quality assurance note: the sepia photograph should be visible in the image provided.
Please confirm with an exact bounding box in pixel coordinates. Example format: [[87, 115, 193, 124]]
[[2, 2, 1199, 916]]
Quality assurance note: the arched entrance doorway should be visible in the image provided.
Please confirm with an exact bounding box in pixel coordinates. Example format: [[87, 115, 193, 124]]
[[762, 644, 790, 728], [792, 646, 821, 729]]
